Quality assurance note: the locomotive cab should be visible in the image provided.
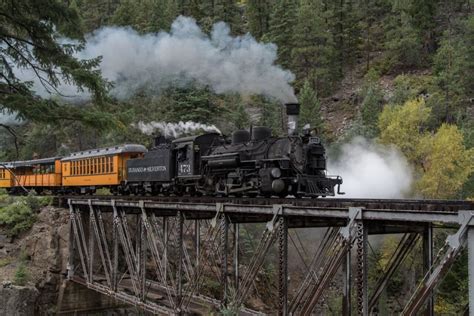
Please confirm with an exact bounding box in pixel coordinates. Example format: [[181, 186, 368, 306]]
[[173, 133, 221, 180]]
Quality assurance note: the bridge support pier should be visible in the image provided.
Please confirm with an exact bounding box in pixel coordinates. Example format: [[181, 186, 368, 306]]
[[176, 211, 184, 309], [278, 216, 288, 316], [469, 225, 474, 316], [423, 224, 434, 316], [343, 245, 352, 315], [356, 221, 368, 316], [221, 214, 229, 305], [234, 223, 240, 290]]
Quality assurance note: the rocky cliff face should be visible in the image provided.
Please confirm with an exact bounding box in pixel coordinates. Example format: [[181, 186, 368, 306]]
[[0, 207, 69, 315]]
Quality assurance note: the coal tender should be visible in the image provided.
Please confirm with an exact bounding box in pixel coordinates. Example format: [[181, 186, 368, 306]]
[[126, 103, 343, 197]]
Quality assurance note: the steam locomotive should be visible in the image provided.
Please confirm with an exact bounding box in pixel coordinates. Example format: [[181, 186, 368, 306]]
[[0, 104, 342, 198], [125, 103, 343, 197]]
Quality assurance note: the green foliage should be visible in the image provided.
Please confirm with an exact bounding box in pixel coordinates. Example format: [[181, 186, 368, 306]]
[[245, 0, 272, 40], [384, 14, 423, 70], [228, 102, 250, 131], [359, 70, 384, 137], [0, 258, 12, 267], [266, 0, 296, 68], [0, 200, 36, 236], [298, 80, 324, 134], [252, 96, 282, 135], [13, 262, 29, 286], [0, 193, 47, 236], [0, 0, 110, 126], [432, 16, 474, 123], [291, 0, 337, 95], [96, 188, 112, 195]]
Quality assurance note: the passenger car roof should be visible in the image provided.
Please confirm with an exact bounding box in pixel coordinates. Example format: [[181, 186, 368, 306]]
[[3, 157, 61, 168], [61, 144, 147, 161]]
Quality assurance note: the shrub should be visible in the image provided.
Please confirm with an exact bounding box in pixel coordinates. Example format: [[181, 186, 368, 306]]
[[22, 192, 52, 211], [13, 262, 29, 286], [96, 188, 112, 195], [0, 200, 36, 236], [0, 258, 12, 267]]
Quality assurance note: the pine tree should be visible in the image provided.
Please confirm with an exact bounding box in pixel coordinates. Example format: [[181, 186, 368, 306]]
[[384, 8, 423, 69], [266, 0, 296, 69], [245, 0, 272, 39], [298, 80, 324, 134], [333, 0, 363, 74], [214, 0, 243, 34], [433, 16, 474, 123], [135, 0, 169, 33], [291, 0, 337, 95], [231, 102, 250, 130], [0, 0, 111, 128], [408, 0, 438, 54], [111, 0, 139, 28], [78, 0, 119, 32]]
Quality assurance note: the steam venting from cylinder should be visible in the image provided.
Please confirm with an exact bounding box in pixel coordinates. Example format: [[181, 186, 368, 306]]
[[285, 103, 300, 136]]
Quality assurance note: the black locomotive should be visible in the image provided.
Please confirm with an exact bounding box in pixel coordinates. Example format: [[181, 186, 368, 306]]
[[126, 103, 343, 198]]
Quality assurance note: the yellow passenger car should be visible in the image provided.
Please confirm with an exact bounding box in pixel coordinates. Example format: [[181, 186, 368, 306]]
[[0, 163, 13, 190], [61, 144, 147, 194], [7, 158, 63, 193]]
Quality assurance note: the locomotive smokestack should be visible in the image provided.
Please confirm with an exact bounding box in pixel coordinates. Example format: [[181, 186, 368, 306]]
[[285, 103, 300, 135]]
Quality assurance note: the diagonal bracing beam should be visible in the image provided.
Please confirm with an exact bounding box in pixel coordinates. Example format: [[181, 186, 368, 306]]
[[297, 207, 362, 315], [368, 233, 419, 313], [402, 211, 474, 315]]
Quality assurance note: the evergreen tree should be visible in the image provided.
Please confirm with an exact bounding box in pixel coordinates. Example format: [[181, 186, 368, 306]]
[[384, 8, 423, 69], [432, 16, 474, 123], [214, 0, 243, 34], [291, 0, 337, 95], [161, 87, 225, 124], [329, 0, 363, 77], [298, 80, 324, 134], [252, 96, 282, 135], [360, 74, 384, 138], [245, 0, 272, 39], [78, 0, 119, 32], [359, 0, 391, 71], [111, 0, 139, 28], [266, 0, 296, 69], [408, 0, 438, 54], [231, 102, 250, 130], [0, 0, 111, 127]]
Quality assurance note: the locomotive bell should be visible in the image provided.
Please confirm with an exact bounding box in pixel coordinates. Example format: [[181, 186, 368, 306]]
[[285, 103, 300, 136]]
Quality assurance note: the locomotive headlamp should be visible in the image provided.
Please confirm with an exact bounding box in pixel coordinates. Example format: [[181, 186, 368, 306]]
[[271, 167, 282, 178], [272, 179, 285, 193]]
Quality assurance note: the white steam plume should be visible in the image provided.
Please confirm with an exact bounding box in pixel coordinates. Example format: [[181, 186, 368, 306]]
[[17, 16, 297, 103], [136, 121, 221, 138], [328, 137, 413, 198]]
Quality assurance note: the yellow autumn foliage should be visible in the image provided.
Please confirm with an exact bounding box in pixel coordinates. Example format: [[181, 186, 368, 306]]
[[378, 98, 430, 162], [417, 124, 474, 199], [378, 98, 473, 199]]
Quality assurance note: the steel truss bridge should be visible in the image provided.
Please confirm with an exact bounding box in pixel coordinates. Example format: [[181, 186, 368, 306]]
[[64, 197, 474, 315]]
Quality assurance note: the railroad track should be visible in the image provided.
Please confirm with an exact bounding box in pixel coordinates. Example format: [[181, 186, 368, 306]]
[[55, 195, 473, 213]]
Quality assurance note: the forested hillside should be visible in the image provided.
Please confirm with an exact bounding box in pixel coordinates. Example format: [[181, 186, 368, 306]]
[[1, 0, 472, 200], [0, 1, 473, 313]]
